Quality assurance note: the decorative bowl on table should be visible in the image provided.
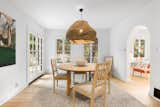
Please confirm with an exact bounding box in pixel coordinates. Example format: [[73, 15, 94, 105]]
[[75, 59, 87, 66]]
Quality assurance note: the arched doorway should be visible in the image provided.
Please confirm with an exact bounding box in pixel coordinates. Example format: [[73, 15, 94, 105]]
[[127, 25, 150, 80]]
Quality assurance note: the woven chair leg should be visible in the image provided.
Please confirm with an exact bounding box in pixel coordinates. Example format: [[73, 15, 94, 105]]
[[73, 90, 76, 107], [103, 94, 106, 107], [90, 98, 94, 107], [108, 79, 111, 94], [73, 73, 75, 84], [85, 73, 87, 81], [53, 79, 55, 93]]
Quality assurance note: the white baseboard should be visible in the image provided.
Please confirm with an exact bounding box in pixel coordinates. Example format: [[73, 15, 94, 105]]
[[0, 85, 27, 106], [152, 95, 160, 102], [112, 74, 127, 82]]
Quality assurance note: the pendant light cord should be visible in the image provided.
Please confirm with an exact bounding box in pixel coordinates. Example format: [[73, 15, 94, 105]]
[[79, 8, 83, 19], [81, 12, 83, 19]]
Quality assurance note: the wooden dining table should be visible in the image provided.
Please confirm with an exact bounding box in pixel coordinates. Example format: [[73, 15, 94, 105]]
[[57, 63, 96, 96]]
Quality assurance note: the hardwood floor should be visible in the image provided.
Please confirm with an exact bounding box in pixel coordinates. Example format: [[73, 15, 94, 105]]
[[111, 75, 160, 107], [1, 74, 160, 107]]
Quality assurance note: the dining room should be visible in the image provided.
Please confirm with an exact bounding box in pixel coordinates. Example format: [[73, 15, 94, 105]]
[[1, 0, 160, 107]]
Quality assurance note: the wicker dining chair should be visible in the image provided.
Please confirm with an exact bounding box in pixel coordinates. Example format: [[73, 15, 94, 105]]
[[51, 58, 67, 93], [104, 56, 113, 94], [73, 61, 112, 107]]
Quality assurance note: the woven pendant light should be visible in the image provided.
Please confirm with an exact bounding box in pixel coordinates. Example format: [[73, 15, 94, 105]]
[[66, 8, 97, 44]]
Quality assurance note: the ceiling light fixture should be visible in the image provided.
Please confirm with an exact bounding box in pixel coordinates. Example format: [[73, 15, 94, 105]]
[[66, 8, 97, 44]]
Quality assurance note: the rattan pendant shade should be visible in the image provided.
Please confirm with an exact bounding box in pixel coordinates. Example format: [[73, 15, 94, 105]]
[[66, 9, 97, 44]]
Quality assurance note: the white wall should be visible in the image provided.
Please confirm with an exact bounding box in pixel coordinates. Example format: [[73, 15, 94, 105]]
[[108, 0, 160, 97], [109, 0, 160, 97], [45, 29, 110, 72], [0, 0, 45, 105], [150, 0, 160, 96], [109, 3, 153, 81]]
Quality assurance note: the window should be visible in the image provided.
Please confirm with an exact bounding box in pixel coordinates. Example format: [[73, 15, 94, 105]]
[[56, 39, 71, 63], [57, 39, 63, 63], [92, 39, 98, 63], [84, 39, 98, 63], [64, 40, 71, 62], [84, 44, 90, 62], [140, 40, 145, 57], [134, 39, 145, 58], [29, 33, 43, 81]]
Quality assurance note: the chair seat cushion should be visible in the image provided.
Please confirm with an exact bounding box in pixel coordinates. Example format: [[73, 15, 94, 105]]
[[133, 68, 150, 73], [55, 71, 67, 79], [74, 82, 103, 97], [133, 63, 150, 73], [56, 72, 67, 76]]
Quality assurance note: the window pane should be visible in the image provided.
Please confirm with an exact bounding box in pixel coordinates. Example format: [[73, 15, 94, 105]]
[[30, 33, 33, 50], [64, 40, 71, 62], [57, 39, 63, 63], [140, 40, 145, 57], [64, 40, 71, 55], [84, 44, 90, 63], [92, 39, 98, 63], [57, 39, 63, 54], [84, 39, 98, 63], [134, 39, 139, 57]]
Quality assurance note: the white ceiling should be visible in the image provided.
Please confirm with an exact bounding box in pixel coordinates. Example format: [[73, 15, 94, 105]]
[[9, 0, 152, 29]]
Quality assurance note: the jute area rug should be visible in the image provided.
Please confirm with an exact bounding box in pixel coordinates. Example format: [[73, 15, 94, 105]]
[[28, 78, 147, 107]]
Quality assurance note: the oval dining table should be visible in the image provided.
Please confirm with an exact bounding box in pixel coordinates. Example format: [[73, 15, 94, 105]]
[[57, 63, 96, 96]]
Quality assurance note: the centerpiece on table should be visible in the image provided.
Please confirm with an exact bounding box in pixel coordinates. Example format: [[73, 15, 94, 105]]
[[75, 59, 87, 67]]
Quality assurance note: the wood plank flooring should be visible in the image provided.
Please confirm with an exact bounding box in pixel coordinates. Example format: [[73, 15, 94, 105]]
[[1, 75, 160, 107], [111, 76, 160, 107]]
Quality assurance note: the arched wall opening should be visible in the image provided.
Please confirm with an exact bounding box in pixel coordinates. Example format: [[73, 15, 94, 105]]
[[126, 25, 150, 80]]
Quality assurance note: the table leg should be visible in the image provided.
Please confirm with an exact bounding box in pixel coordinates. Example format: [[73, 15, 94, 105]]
[[89, 72, 92, 81], [66, 71, 71, 96], [144, 70, 148, 79]]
